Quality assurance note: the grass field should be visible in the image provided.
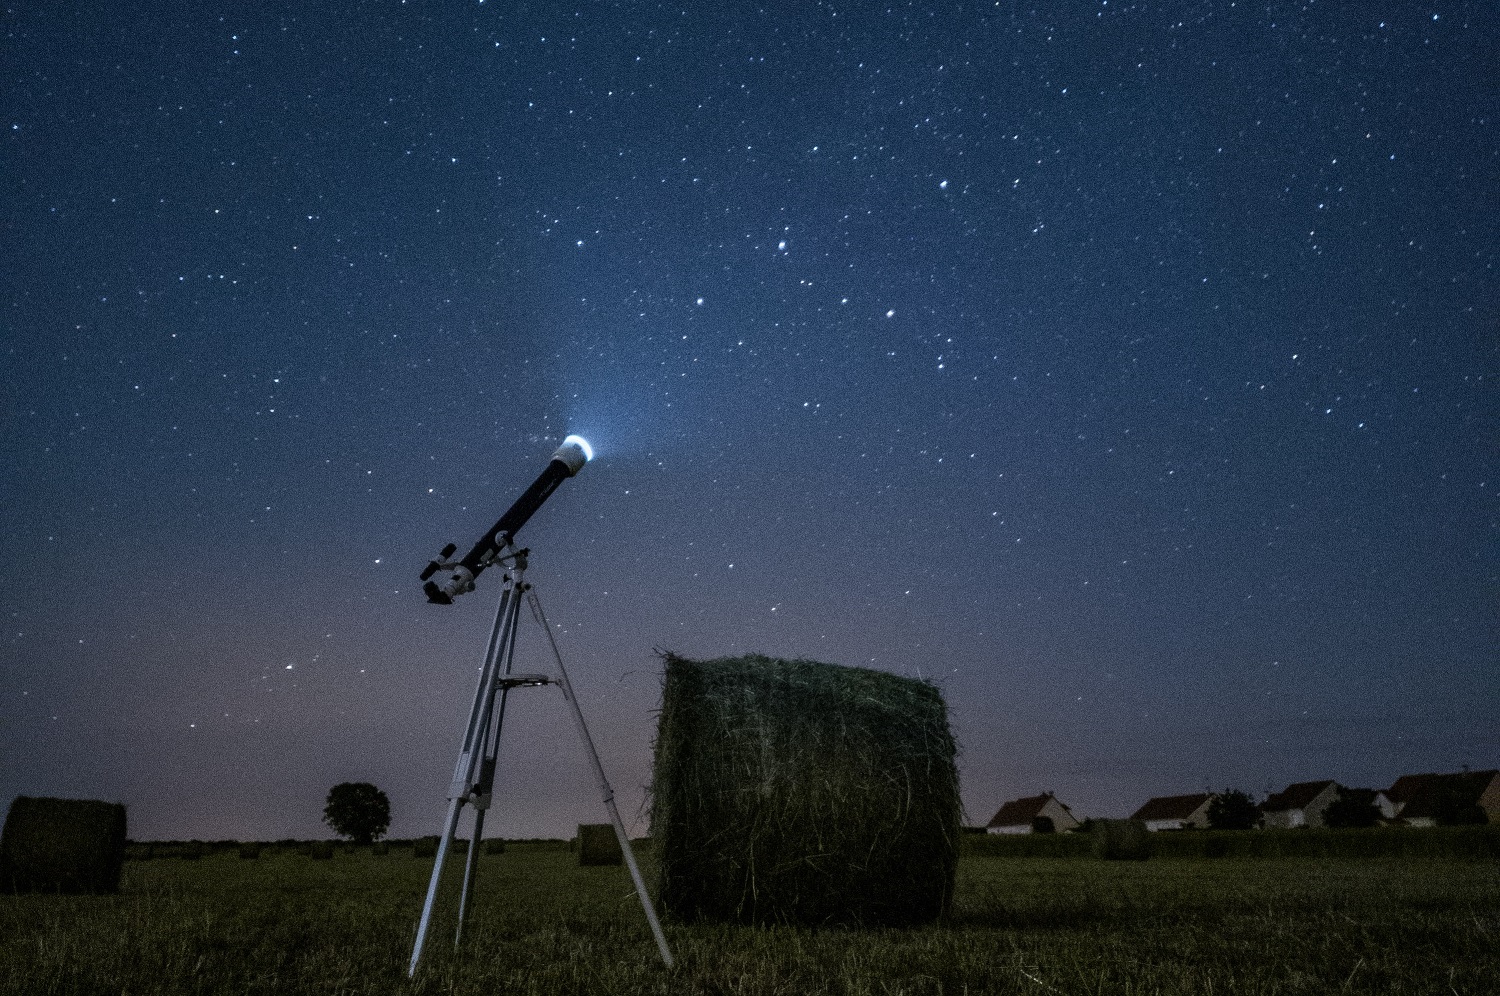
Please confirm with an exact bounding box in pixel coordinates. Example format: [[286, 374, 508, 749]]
[[2, 834, 1497, 995]]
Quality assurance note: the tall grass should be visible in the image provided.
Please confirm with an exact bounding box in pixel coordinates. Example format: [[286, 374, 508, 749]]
[[0, 839, 1494, 994]]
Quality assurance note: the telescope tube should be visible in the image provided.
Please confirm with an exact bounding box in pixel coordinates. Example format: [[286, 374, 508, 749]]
[[423, 435, 591, 604]]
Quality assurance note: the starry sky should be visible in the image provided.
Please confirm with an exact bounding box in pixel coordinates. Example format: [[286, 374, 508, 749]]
[[3, 2, 1495, 842]]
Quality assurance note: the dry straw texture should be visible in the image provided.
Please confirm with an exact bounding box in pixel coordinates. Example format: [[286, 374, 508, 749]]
[[1092, 819, 1154, 861], [651, 653, 960, 926], [0, 796, 127, 894], [576, 824, 623, 866]]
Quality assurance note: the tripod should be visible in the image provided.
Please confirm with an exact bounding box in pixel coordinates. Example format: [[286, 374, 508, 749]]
[[407, 545, 674, 976]]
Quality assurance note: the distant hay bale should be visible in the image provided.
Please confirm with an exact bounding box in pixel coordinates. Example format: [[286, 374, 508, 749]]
[[0, 796, 128, 894], [651, 653, 961, 926], [372, 841, 390, 856], [309, 840, 335, 860], [577, 824, 622, 866], [1092, 819, 1153, 861], [484, 838, 506, 855], [412, 836, 439, 859], [238, 842, 261, 860]]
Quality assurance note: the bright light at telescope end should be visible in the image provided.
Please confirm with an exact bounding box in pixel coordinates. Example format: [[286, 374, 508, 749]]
[[552, 434, 593, 476]]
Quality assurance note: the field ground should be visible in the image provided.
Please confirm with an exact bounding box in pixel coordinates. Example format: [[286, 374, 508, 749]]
[[2, 833, 1497, 995]]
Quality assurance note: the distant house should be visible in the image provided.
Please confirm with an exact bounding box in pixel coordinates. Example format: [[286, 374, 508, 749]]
[[1260, 780, 1340, 829], [1130, 793, 1215, 831], [985, 793, 1081, 834], [1386, 770, 1500, 827]]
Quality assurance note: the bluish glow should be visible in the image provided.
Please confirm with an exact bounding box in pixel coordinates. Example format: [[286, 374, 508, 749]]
[[564, 434, 594, 462]]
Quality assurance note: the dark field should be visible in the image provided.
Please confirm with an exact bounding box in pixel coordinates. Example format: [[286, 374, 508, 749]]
[[3, 832, 1497, 995]]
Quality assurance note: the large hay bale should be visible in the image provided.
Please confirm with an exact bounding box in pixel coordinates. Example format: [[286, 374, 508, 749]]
[[651, 653, 960, 926], [1092, 819, 1153, 861], [0, 796, 128, 894], [577, 823, 622, 866]]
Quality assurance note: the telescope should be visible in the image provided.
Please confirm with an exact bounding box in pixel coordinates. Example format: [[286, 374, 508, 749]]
[[406, 429, 672, 975], [420, 435, 592, 604]]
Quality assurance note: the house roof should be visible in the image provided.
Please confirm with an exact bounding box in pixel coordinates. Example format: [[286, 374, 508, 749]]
[[1388, 770, 1499, 819], [1387, 770, 1497, 804], [986, 793, 1063, 828], [1386, 773, 1438, 806], [1261, 780, 1337, 813], [1130, 793, 1213, 822]]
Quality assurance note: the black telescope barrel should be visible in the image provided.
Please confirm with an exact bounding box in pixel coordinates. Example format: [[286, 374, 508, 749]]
[[454, 457, 572, 576], [423, 436, 590, 604]]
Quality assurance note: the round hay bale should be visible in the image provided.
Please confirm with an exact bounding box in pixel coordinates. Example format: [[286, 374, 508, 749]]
[[1092, 819, 1153, 861], [309, 840, 335, 860], [577, 823, 622, 866], [484, 838, 506, 856], [412, 836, 439, 859], [651, 653, 961, 926], [0, 796, 128, 894], [238, 842, 262, 860]]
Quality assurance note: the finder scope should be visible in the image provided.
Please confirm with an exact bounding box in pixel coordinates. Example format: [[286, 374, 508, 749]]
[[420, 435, 592, 604]]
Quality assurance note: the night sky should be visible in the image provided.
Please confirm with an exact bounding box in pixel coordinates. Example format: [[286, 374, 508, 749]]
[[3, 3, 1495, 843]]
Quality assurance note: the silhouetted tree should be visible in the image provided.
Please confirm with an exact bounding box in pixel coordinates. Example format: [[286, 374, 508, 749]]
[[322, 782, 390, 844], [1206, 789, 1261, 830], [1323, 788, 1381, 829]]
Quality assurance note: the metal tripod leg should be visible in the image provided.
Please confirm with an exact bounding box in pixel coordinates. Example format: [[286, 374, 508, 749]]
[[457, 610, 521, 946], [409, 551, 673, 975], [454, 757, 494, 946], [529, 591, 675, 969], [408, 569, 524, 977]]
